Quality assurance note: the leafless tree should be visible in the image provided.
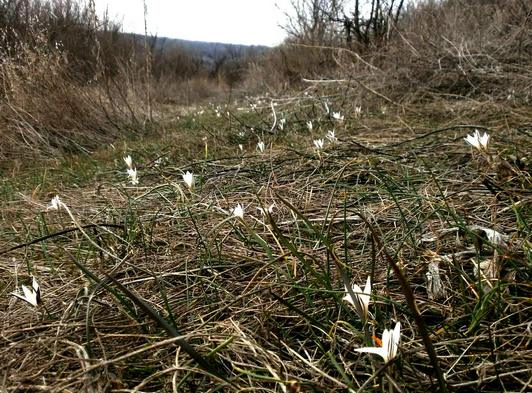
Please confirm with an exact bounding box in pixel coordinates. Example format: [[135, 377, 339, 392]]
[[285, 0, 407, 47]]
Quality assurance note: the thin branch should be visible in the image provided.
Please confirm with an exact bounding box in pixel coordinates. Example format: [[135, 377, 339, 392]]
[[0, 223, 125, 255]]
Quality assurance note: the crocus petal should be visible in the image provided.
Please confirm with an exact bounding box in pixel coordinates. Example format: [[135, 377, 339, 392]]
[[127, 168, 139, 185], [343, 280, 371, 321], [11, 291, 28, 304], [479, 132, 490, 149], [354, 347, 387, 362], [257, 204, 275, 216], [354, 285, 368, 319], [364, 276, 371, 295], [32, 278, 41, 305], [22, 285, 33, 300], [381, 329, 391, 362], [352, 284, 363, 295], [342, 287, 354, 305], [391, 322, 401, 359], [123, 155, 133, 169], [464, 133, 481, 150], [16, 284, 38, 306]]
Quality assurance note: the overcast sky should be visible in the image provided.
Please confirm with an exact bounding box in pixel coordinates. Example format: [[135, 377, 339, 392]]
[[93, 0, 292, 46]]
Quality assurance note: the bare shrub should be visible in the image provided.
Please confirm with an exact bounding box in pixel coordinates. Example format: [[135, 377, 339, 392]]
[[267, 0, 531, 107], [151, 41, 202, 83], [386, 0, 532, 100], [0, 34, 104, 159], [0, 1, 127, 159], [243, 0, 410, 93], [242, 42, 340, 94], [0, 1, 159, 159]]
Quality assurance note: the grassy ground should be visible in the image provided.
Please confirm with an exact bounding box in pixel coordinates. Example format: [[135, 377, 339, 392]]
[[1, 94, 531, 392]]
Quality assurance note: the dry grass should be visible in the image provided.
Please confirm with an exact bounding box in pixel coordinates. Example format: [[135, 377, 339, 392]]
[[1, 93, 530, 392], [1, 1, 531, 391]]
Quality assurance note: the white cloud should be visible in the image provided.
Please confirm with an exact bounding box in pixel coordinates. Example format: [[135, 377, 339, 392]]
[[94, 0, 290, 46]]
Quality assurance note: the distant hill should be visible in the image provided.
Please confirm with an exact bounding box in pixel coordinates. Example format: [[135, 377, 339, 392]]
[[156, 37, 269, 57], [125, 33, 270, 71]]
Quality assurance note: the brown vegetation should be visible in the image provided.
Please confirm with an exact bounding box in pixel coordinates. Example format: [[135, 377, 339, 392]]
[[249, 0, 531, 104], [0, 0, 231, 161], [0, 1, 531, 391], [2, 0, 528, 160]]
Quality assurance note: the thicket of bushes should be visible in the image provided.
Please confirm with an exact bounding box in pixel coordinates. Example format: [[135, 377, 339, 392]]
[[248, 0, 531, 103], [0, 0, 530, 160]]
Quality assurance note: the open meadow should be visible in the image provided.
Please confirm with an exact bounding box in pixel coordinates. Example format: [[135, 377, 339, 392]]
[[0, 0, 531, 392]]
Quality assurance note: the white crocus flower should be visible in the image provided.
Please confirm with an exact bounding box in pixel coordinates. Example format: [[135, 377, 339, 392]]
[[278, 118, 286, 130], [355, 322, 401, 363], [47, 195, 64, 211], [127, 168, 139, 185], [343, 276, 371, 321], [313, 139, 324, 150], [469, 225, 508, 247], [482, 228, 505, 246], [332, 112, 344, 121], [182, 171, 195, 190], [232, 204, 244, 219], [123, 155, 133, 169], [354, 106, 362, 117], [326, 130, 337, 143], [12, 276, 40, 307], [464, 130, 490, 151], [257, 141, 266, 153], [257, 203, 275, 216], [306, 121, 313, 131]]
